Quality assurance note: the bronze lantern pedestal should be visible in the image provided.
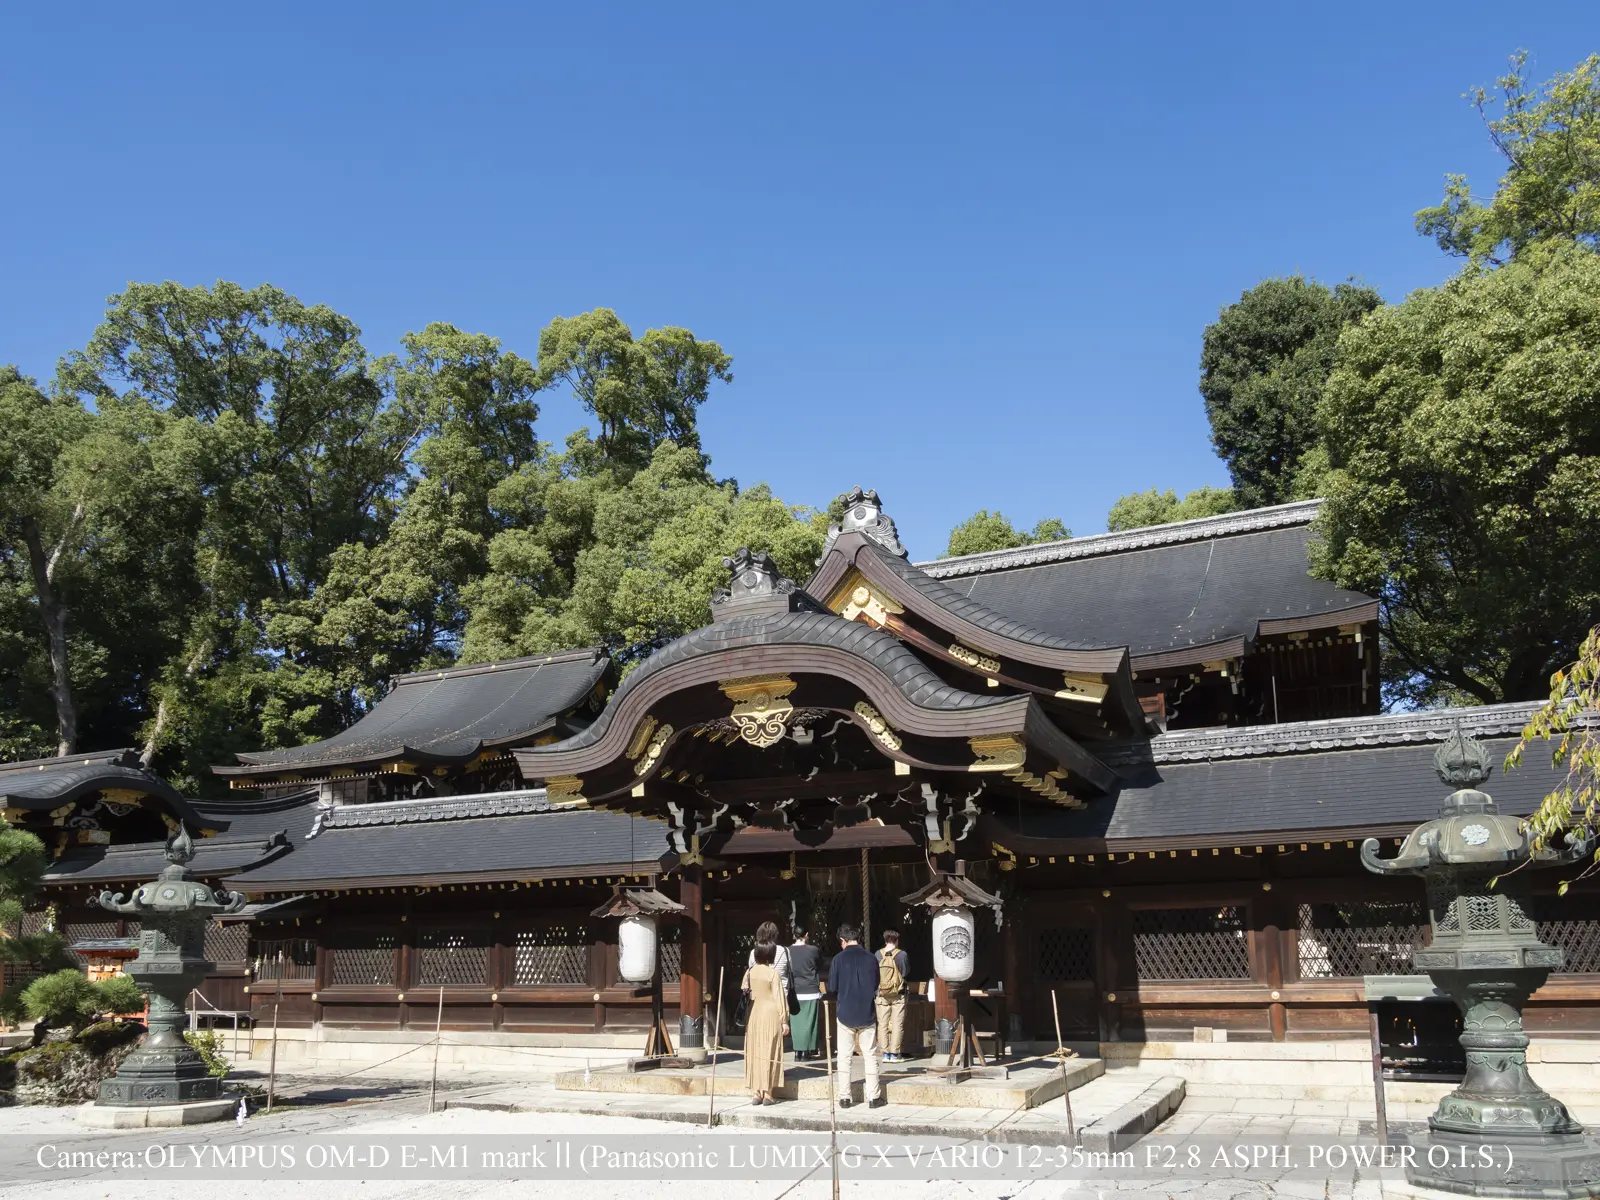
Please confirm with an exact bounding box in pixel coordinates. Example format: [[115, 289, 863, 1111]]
[[1363, 729, 1600, 1197], [80, 827, 247, 1127]]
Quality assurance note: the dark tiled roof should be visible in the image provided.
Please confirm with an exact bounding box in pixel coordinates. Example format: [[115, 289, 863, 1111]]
[[42, 830, 292, 885], [217, 649, 610, 776], [930, 523, 1373, 663], [226, 808, 669, 890], [542, 608, 1013, 755], [865, 543, 1115, 651], [1098, 701, 1554, 766], [0, 748, 206, 826], [990, 734, 1565, 848]]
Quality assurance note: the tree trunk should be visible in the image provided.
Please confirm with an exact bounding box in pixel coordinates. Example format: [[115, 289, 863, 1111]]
[[20, 516, 78, 756], [140, 638, 212, 768]]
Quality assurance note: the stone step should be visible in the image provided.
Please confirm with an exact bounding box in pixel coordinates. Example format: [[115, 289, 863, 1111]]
[[553, 1054, 1103, 1110]]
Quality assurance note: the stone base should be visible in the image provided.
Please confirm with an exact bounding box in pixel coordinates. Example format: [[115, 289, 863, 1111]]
[[77, 1097, 239, 1128], [1404, 1130, 1600, 1199]]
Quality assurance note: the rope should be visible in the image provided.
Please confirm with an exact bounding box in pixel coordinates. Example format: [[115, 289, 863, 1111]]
[[860, 848, 870, 945]]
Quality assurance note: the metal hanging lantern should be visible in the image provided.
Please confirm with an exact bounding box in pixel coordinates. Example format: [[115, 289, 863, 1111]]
[[1362, 726, 1600, 1197]]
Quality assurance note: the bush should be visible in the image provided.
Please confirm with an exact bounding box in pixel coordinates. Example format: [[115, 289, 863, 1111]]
[[183, 1030, 230, 1080], [20, 971, 100, 1029], [93, 974, 144, 1017]]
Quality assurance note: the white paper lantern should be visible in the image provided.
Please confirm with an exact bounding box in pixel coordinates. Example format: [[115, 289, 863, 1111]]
[[931, 906, 975, 982], [618, 913, 659, 983]]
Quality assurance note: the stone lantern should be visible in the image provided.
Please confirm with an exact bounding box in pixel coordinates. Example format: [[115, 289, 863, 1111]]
[[81, 826, 246, 1127], [1362, 727, 1600, 1197]]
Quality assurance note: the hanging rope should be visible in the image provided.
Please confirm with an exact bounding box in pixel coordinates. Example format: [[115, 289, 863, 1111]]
[[860, 847, 870, 944]]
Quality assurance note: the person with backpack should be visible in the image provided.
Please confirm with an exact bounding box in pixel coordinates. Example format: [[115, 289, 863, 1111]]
[[875, 929, 909, 1063]]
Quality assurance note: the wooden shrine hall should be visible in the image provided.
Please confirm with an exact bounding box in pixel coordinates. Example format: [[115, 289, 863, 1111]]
[[13, 492, 1600, 1084]]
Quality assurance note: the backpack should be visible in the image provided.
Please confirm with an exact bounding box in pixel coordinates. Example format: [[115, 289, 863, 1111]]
[[877, 949, 904, 997]]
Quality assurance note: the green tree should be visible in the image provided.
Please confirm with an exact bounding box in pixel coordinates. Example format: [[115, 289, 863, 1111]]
[[1311, 242, 1600, 707], [1106, 485, 1237, 531], [1200, 277, 1382, 509], [0, 827, 70, 1025], [462, 440, 822, 665], [944, 511, 1069, 558], [1511, 627, 1600, 872], [1418, 52, 1600, 265], [534, 309, 732, 472]]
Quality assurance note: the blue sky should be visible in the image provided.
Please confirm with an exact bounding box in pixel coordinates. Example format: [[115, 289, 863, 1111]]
[[3, 5, 1596, 560]]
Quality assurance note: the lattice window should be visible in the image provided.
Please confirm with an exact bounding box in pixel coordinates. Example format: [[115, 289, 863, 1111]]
[[1297, 902, 1427, 978], [1539, 920, 1600, 973], [513, 925, 592, 986], [63, 920, 119, 945], [204, 922, 248, 963], [328, 935, 398, 986], [1035, 928, 1095, 982], [253, 938, 317, 982], [660, 924, 682, 984], [416, 929, 492, 987], [1133, 906, 1251, 981]]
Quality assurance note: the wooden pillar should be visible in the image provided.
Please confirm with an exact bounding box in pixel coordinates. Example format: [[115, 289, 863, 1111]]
[[1260, 860, 1288, 1043], [678, 865, 705, 1052], [1002, 897, 1023, 1043]]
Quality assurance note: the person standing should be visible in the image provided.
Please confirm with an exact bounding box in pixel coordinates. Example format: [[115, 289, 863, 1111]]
[[875, 929, 909, 1063], [742, 941, 788, 1105], [788, 930, 822, 1061], [827, 922, 884, 1109], [747, 920, 791, 999]]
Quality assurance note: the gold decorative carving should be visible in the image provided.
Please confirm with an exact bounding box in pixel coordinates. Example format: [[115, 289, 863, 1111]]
[[719, 674, 797, 748], [631, 721, 673, 776], [1055, 673, 1109, 704], [828, 571, 904, 627], [852, 702, 902, 752], [625, 716, 659, 761], [100, 788, 147, 806], [545, 775, 587, 804], [948, 643, 1001, 675], [967, 734, 1025, 771]]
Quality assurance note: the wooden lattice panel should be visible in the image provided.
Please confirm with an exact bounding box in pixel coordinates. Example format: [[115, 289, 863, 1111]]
[[328, 936, 398, 986], [416, 929, 492, 986], [1035, 928, 1095, 981], [203, 922, 248, 963], [1297, 902, 1427, 978], [512, 926, 591, 986], [1540, 921, 1600, 973], [1132, 906, 1251, 980]]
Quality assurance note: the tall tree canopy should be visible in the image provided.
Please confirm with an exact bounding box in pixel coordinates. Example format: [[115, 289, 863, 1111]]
[[943, 511, 1068, 558], [1311, 242, 1600, 708], [0, 286, 812, 791], [1417, 52, 1600, 265], [1105, 485, 1236, 532], [1200, 277, 1382, 509]]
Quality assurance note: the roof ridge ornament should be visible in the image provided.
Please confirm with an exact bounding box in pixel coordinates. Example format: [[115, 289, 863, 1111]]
[[823, 487, 909, 560], [710, 547, 811, 620]]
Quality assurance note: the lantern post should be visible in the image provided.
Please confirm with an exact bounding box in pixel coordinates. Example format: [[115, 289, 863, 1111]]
[[1362, 727, 1600, 1197], [900, 867, 1002, 1076], [80, 826, 247, 1127], [591, 884, 690, 1071]]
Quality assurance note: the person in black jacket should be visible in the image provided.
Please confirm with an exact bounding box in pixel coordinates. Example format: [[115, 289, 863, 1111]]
[[826, 923, 884, 1108], [788, 930, 822, 1061]]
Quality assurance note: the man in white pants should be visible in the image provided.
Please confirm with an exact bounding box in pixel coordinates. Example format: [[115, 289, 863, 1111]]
[[826, 922, 884, 1108]]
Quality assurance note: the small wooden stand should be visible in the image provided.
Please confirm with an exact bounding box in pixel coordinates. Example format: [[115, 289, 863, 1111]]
[[629, 971, 692, 1071]]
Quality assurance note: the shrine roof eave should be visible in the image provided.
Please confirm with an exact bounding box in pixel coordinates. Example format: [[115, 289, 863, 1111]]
[[0, 749, 208, 828], [510, 612, 1114, 796], [809, 533, 1128, 674]]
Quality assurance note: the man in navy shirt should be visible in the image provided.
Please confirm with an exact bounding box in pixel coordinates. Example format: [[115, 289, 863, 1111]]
[[827, 922, 884, 1108]]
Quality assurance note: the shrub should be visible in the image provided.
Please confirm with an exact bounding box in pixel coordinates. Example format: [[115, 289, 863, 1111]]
[[93, 974, 144, 1017], [183, 1029, 230, 1080], [20, 971, 100, 1029]]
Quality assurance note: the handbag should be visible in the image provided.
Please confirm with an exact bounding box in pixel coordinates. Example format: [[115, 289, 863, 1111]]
[[733, 988, 752, 1031]]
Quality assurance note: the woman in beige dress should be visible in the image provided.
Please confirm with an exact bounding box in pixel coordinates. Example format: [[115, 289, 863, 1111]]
[[742, 941, 788, 1104]]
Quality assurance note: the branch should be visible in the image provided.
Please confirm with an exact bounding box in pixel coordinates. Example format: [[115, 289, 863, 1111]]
[[44, 501, 86, 584]]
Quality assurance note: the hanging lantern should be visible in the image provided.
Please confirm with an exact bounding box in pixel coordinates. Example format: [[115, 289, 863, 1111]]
[[932, 905, 975, 982], [618, 913, 659, 984]]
